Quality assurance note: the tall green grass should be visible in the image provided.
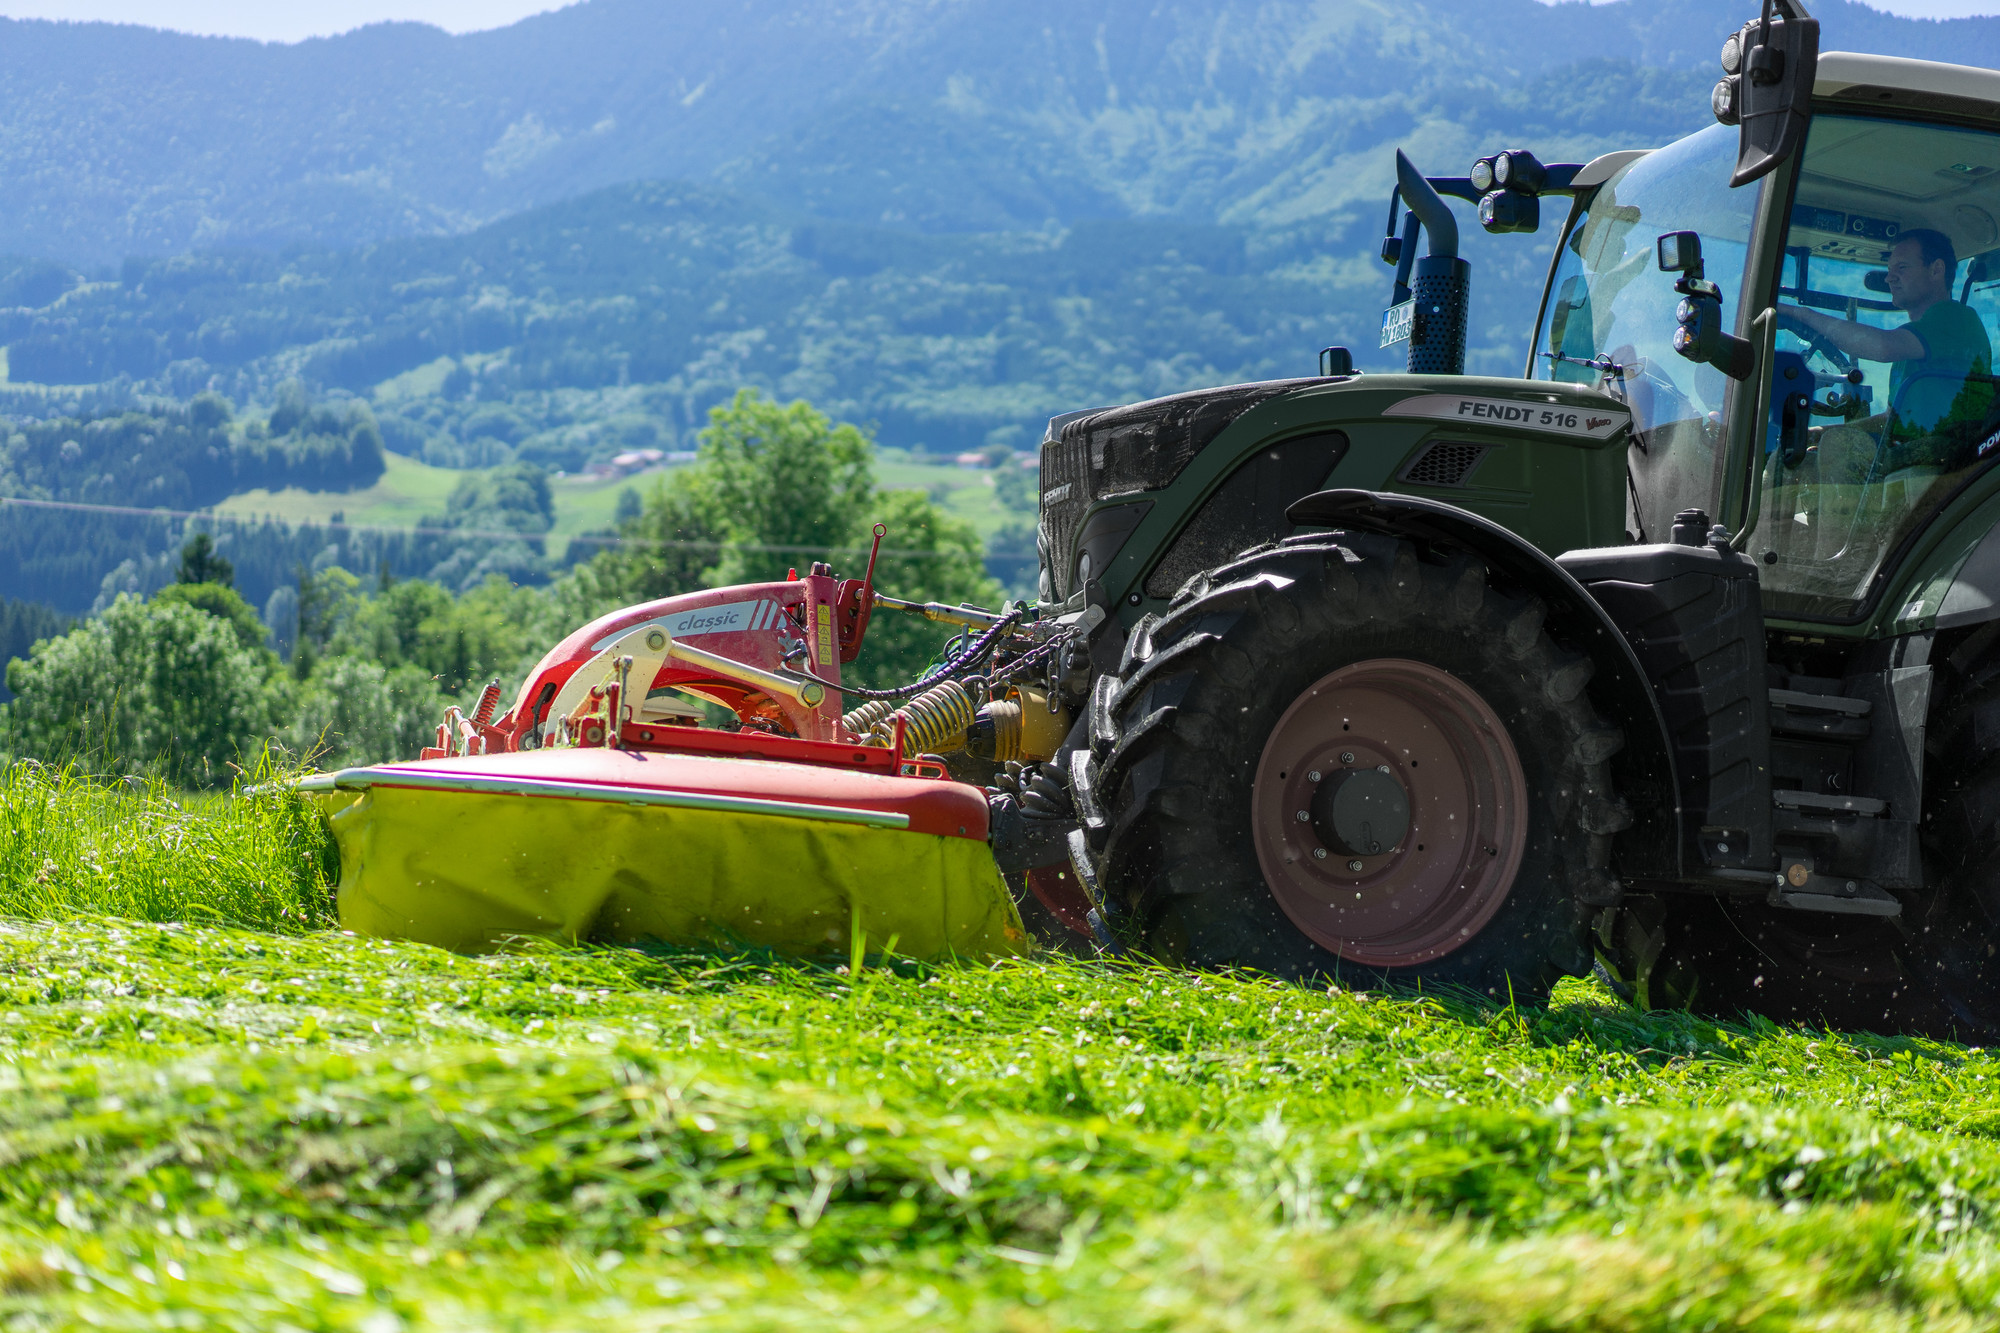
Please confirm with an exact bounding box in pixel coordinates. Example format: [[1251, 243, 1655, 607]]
[[1, 782, 1998, 1328], [0, 915, 1996, 1328], [0, 754, 335, 930]]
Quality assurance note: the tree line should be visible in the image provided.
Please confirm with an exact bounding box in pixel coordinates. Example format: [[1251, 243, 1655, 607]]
[[0, 390, 1000, 784]]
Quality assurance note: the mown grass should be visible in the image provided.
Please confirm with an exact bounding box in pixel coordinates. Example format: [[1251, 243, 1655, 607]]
[[1, 764, 1999, 1328]]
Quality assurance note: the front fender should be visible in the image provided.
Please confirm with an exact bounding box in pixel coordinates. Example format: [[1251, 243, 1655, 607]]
[[1286, 488, 1682, 880]]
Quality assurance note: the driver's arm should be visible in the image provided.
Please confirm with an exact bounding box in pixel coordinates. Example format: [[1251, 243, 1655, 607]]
[[1779, 303, 1925, 362]]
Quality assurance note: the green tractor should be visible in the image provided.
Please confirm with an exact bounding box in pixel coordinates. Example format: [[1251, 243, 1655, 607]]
[[1008, 0, 2000, 1038]]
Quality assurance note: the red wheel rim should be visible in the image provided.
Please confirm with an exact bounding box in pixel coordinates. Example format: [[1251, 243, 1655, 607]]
[[1025, 863, 1095, 937], [1250, 658, 1528, 967]]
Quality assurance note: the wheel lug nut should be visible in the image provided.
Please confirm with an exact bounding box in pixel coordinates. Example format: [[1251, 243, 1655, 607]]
[[1340, 751, 1355, 764], [1312, 848, 1328, 860], [1347, 859, 1364, 872], [1295, 810, 1310, 822], [1308, 770, 1322, 783], [1377, 764, 1391, 774]]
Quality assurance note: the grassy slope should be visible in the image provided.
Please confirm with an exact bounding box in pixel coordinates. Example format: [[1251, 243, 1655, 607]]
[[211, 448, 1034, 564], [212, 451, 470, 530], [4, 763, 2000, 1329], [213, 453, 675, 562]]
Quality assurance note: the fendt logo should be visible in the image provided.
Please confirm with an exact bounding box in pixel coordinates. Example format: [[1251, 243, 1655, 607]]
[[1383, 394, 1629, 441], [1455, 400, 1536, 423]]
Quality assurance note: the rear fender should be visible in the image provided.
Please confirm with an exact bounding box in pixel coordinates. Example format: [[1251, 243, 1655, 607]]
[[1286, 488, 1683, 879]]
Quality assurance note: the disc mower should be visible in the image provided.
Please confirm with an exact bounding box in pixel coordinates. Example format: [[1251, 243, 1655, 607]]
[[292, 527, 1090, 960]]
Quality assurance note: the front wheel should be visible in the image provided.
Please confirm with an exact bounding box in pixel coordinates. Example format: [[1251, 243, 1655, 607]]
[[1081, 536, 1632, 999]]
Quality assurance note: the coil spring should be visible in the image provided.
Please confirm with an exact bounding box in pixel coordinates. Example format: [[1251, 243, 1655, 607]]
[[894, 679, 976, 754], [841, 697, 896, 741], [471, 678, 503, 727]]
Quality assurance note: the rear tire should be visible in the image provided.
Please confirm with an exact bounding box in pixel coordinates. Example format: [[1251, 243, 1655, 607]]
[[1906, 626, 2000, 1040], [1080, 536, 1631, 999]]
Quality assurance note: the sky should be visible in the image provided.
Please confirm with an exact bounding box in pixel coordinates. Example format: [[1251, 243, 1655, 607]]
[[0, 1, 577, 42], [0, 0, 1996, 39]]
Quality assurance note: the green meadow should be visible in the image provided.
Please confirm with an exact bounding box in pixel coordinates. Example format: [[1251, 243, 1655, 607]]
[[2, 758, 1998, 1330], [210, 447, 1024, 562]]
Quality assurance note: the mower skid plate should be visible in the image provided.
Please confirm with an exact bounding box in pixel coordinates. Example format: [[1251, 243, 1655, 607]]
[[301, 748, 1027, 961]]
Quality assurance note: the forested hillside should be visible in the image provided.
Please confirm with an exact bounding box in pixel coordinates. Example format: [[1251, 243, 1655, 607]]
[[1, 0, 1994, 263], [4, 186, 1409, 457], [0, 44, 1720, 465], [2, 0, 1994, 631]]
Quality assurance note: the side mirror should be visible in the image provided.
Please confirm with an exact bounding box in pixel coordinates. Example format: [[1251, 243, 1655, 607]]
[[1660, 231, 1756, 380], [1713, 2, 1819, 187], [1657, 231, 1705, 277], [1864, 269, 1890, 293]]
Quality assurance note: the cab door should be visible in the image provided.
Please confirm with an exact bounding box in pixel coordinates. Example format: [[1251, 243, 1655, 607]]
[[1744, 111, 2000, 625]]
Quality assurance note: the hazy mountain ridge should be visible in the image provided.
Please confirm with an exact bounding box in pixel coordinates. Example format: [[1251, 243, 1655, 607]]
[[5, 0, 1998, 263], [0, 0, 1994, 629], [0, 181, 1368, 448]]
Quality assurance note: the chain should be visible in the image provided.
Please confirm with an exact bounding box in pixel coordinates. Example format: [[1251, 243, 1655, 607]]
[[990, 627, 1078, 686]]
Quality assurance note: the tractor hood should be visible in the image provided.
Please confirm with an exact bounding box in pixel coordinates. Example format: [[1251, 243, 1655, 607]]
[[1038, 377, 1327, 602], [1037, 373, 1635, 608]]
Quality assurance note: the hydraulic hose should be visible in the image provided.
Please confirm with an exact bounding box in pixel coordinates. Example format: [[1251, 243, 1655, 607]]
[[807, 607, 1026, 700]]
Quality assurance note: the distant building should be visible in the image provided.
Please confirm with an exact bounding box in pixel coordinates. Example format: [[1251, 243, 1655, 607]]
[[584, 447, 672, 480]]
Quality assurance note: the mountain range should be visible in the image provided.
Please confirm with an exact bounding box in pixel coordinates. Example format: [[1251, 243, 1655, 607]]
[[5, 0, 2000, 621], [6, 0, 1999, 264]]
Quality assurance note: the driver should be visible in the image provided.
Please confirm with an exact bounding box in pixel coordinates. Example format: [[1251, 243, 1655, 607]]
[[1775, 229, 1992, 565], [1780, 228, 1991, 441]]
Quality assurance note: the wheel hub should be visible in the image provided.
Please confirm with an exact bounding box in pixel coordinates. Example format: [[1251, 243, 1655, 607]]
[[1308, 766, 1410, 857], [1250, 658, 1528, 968]]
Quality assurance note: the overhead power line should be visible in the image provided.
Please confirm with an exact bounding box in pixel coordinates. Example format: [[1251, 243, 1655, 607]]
[[0, 495, 991, 560]]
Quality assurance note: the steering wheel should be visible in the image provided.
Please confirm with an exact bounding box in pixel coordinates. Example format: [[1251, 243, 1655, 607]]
[[1777, 308, 1858, 378]]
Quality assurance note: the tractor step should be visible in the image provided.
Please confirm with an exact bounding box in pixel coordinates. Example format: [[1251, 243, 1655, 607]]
[[1772, 788, 1886, 816], [1773, 877, 1902, 917], [1768, 688, 1872, 742]]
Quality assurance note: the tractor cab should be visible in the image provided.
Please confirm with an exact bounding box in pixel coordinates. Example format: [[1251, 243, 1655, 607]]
[[1532, 53, 2000, 631]]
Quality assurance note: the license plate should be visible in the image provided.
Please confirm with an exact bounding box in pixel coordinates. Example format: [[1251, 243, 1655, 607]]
[[1380, 300, 1414, 347]]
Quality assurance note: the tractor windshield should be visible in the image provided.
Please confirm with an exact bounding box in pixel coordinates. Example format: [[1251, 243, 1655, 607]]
[[1751, 113, 2000, 620], [1534, 125, 1756, 538]]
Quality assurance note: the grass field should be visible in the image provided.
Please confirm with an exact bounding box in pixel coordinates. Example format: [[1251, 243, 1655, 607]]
[[5, 759, 2000, 1330], [212, 452, 660, 561], [211, 448, 1030, 562]]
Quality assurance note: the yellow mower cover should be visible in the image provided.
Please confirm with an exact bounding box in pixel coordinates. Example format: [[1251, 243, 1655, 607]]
[[298, 748, 1028, 961]]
